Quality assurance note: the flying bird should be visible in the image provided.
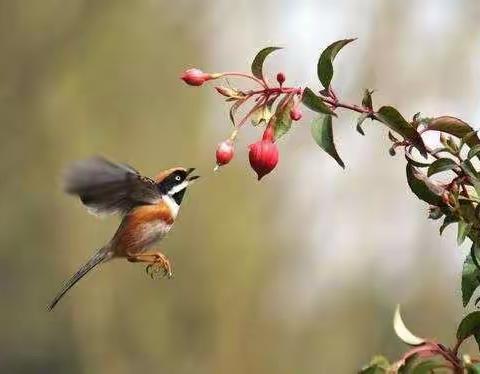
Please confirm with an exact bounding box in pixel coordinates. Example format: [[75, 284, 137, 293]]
[[48, 156, 199, 310]]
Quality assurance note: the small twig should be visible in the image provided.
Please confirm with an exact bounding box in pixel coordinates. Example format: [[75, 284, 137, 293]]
[[218, 72, 267, 88]]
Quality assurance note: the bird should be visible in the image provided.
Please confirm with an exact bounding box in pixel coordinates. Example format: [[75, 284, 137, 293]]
[[48, 156, 199, 310]]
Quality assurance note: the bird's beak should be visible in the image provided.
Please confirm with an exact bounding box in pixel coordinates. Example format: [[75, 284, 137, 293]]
[[186, 168, 200, 182]]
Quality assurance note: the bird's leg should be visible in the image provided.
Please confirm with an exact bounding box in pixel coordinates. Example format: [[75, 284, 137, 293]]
[[127, 251, 173, 279]]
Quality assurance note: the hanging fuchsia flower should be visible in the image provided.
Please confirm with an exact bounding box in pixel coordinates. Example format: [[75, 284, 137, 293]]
[[248, 127, 279, 180]]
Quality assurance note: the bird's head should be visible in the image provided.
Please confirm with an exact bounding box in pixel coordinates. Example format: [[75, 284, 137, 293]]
[[154, 167, 200, 205]]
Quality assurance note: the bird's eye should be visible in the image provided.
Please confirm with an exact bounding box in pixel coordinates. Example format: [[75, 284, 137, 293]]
[[175, 176, 181, 181]]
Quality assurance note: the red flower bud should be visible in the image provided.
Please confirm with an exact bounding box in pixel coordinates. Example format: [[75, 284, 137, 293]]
[[248, 137, 279, 180], [290, 106, 302, 121], [180, 68, 211, 86], [276, 72, 286, 86], [215, 139, 234, 167]]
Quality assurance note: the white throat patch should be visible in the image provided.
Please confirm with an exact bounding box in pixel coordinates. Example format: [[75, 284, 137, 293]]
[[162, 195, 179, 218]]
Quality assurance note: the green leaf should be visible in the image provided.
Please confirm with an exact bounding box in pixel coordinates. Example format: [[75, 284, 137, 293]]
[[376, 106, 428, 158], [251, 47, 282, 80], [457, 311, 480, 343], [458, 221, 473, 246], [317, 38, 356, 89], [359, 356, 390, 374], [468, 145, 480, 160], [362, 89, 374, 110], [358, 365, 386, 374], [476, 333, 480, 355], [430, 146, 452, 157], [311, 114, 345, 168], [428, 117, 480, 146], [405, 155, 430, 168], [462, 250, 480, 307], [427, 158, 458, 177], [446, 136, 460, 154], [460, 130, 479, 149], [406, 163, 445, 206], [410, 359, 444, 374], [273, 94, 294, 140], [356, 113, 369, 135], [459, 199, 478, 223], [439, 133, 449, 148], [461, 160, 480, 198], [250, 105, 272, 126], [393, 305, 425, 346], [301, 87, 337, 116], [429, 116, 480, 161], [466, 363, 480, 374], [399, 354, 445, 374], [463, 159, 480, 175], [399, 355, 420, 374], [460, 200, 480, 222]]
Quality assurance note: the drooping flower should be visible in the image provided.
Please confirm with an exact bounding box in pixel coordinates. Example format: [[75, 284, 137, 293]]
[[248, 127, 279, 180]]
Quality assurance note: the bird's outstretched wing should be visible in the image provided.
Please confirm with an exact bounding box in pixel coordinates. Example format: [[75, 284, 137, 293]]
[[64, 156, 161, 216]]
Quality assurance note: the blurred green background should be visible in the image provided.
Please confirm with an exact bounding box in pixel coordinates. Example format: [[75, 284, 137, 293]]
[[2, 0, 480, 373]]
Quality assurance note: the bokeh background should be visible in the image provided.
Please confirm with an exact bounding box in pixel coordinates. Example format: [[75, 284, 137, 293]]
[[2, 0, 480, 373]]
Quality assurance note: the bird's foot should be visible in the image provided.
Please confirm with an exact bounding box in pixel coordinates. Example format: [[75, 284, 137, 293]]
[[127, 251, 173, 279], [145, 254, 173, 280]]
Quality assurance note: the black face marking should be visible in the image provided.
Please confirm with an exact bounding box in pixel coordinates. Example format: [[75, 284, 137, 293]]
[[157, 170, 188, 196], [172, 189, 187, 205]]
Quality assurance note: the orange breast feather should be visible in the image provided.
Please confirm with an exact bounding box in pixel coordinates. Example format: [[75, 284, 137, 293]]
[[112, 202, 174, 256]]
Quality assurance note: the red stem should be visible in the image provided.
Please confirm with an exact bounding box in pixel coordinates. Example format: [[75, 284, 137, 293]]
[[246, 87, 302, 96], [321, 96, 372, 115]]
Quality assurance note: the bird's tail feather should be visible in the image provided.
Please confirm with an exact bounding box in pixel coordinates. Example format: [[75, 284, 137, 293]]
[[48, 248, 112, 311]]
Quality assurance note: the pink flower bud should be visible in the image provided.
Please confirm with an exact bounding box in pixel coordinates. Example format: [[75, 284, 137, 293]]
[[215, 139, 234, 166], [276, 72, 286, 86], [248, 137, 279, 180], [180, 68, 211, 86], [289, 106, 302, 121]]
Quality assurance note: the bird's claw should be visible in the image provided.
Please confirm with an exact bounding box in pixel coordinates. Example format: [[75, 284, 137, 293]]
[[145, 260, 173, 280]]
